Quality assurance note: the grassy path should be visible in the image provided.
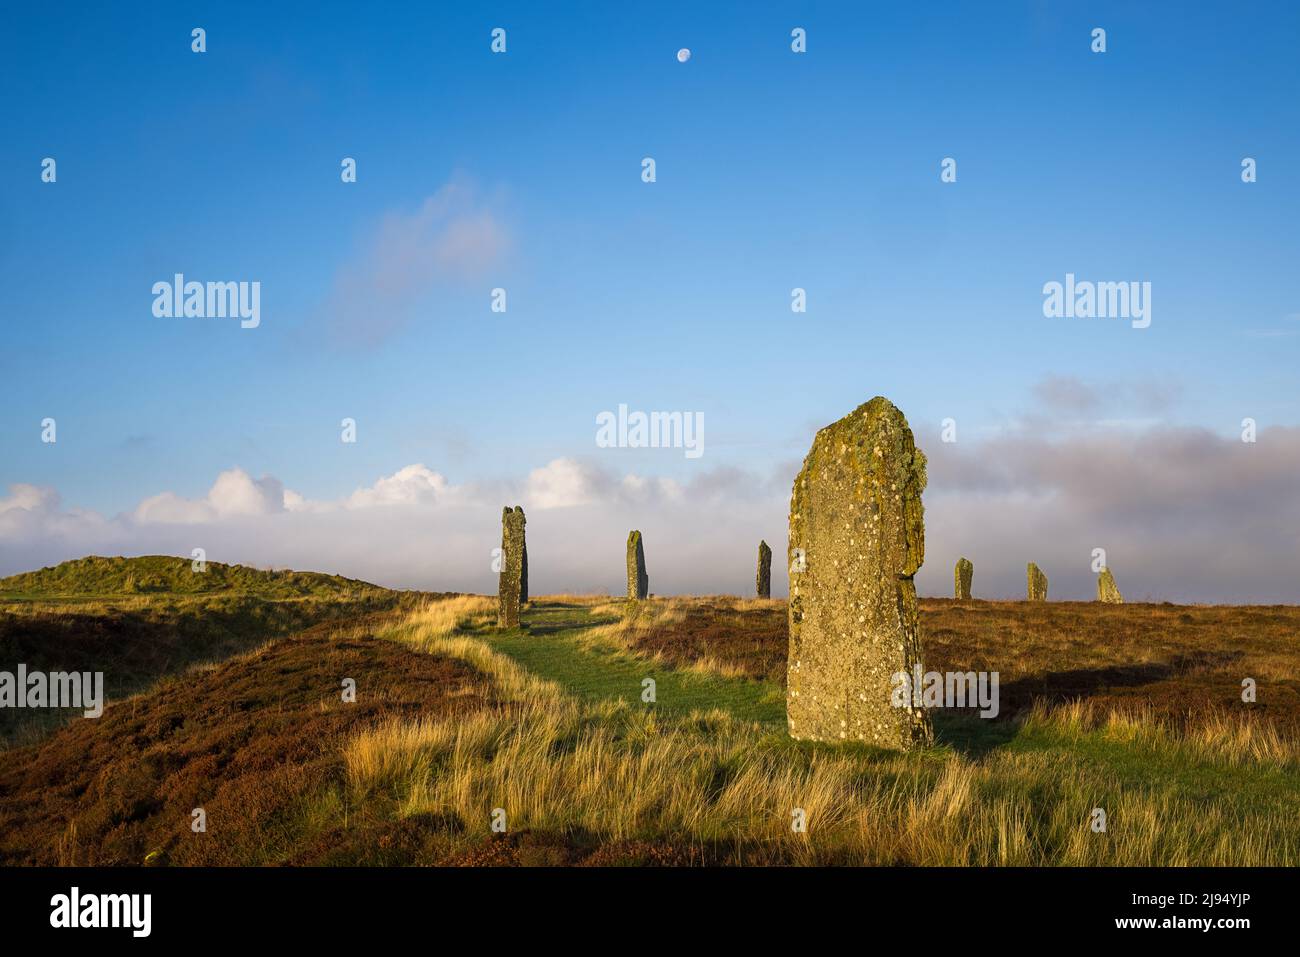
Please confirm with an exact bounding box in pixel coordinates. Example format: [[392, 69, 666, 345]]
[[481, 601, 786, 725], [477, 601, 1300, 799]]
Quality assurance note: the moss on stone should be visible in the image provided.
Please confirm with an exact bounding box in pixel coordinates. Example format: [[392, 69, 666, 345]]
[[1027, 562, 1048, 602], [1097, 567, 1124, 604], [954, 557, 973, 600], [786, 396, 932, 751]]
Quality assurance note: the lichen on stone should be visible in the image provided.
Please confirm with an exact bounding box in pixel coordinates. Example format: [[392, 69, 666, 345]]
[[954, 557, 973, 600], [786, 396, 933, 750], [1026, 562, 1048, 602], [1097, 567, 1124, 604]]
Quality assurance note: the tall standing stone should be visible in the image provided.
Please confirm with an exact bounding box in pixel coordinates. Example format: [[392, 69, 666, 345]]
[[1027, 562, 1048, 601], [498, 506, 526, 628], [756, 540, 772, 599], [786, 396, 933, 749], [954, 557, 973, 600], [1097, 567, 1124, 604], [626, 530, 648, 600]]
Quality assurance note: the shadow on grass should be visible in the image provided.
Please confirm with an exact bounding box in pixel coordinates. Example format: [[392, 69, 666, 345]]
[[996, 650, 1246, 717], [514, 601, 620, 636], [931, 711, 1021, 758]]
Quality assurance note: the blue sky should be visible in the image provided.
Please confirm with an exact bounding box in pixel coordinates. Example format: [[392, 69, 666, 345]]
[[2, 2, 1298, 599]]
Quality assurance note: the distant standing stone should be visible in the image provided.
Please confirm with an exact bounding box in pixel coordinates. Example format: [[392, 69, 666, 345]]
[[627, 530, 648, 600], [1097, 567, 1124, 604], [1027, 562, 1048, 601], [498, 506, 527, 628], [954, 557, 973, 600], [756, 540, 772, 599], [786, 396, 933, 750]]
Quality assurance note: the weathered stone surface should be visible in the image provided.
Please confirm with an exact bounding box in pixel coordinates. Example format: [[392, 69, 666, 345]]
[[1097, 567, 1123, 604], [954, 557, 973, 600], [626, 530, 648, 600], [498, 506, 526, 628], [1027, 562, 1048, 601], [756, 540, 772, 599], [786, 396, 933, 750]]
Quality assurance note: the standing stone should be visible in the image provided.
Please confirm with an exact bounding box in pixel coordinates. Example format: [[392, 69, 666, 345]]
[[626, 530, 648, 600], [1097, 567, 1124, 604], [1027, 562, 1048, 601], [954, 557, 973, 600], [756, 540, 772, 599], [498, 506, 526, 628], [786, 396, 933, 750]]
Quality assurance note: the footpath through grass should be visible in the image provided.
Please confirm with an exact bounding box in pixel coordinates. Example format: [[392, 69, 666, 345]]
[[481, 601, 786, 725]]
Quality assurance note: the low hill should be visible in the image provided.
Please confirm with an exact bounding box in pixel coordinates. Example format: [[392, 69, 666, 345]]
[[0, 555, 386, 599]]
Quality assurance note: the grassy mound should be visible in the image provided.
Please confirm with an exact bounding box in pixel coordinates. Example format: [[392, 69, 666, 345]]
[[0, 555, 385, 599], [0, 556, 442, 748]]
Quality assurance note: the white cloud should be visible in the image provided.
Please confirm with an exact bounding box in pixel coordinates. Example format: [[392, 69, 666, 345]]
[[321, 178, 511, 348], [344, 464, 450, 509], [0, 484, 59, 514], [133, 468, 286, 524], [5, 424, 1300, 603], [522, 458, 683, 509], [525, 458, 603, 509]]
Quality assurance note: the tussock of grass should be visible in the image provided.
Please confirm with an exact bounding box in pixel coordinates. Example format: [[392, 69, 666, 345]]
[[1025, 698, 1300, 767]]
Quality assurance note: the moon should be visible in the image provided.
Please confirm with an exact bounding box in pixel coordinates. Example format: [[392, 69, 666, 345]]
[[676, 48, 691, 63]]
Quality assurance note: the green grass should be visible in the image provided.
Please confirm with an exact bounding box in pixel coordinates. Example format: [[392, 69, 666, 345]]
[[481, 602, 786, 724], [1003, 712, 1295, 810]]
